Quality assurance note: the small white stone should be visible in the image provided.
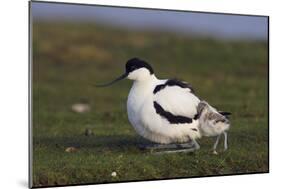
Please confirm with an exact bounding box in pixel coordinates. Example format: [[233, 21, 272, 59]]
[[71, 103, 90, 113], [111, 172, 117, 177]]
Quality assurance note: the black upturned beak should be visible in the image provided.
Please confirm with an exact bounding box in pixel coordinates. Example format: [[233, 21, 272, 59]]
[[95, 72, 128, 87]]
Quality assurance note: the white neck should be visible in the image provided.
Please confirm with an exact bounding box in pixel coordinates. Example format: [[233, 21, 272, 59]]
[[134, 74, 157, 83], [128, 74, 158, 99]]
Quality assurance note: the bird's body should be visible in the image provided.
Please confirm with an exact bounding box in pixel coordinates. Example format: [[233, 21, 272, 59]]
[[98, 57, 231, 152], [127, 75, 201, 144]]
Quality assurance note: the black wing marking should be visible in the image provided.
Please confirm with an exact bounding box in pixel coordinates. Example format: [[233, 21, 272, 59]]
[[219, 111, 231, 116], [153, 101, 193, 124], [153, 84, 166, 94], [219, 111, 231, 119], [153, 79, 195, 94], [193, 113, 199, 120]]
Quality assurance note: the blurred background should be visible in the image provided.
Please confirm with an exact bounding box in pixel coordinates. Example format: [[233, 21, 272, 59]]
[[32, 1, 268, 187], [32, 2, 267, 40]]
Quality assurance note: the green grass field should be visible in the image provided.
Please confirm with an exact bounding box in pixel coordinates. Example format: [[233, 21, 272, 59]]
[[32, 22, 269, 187]]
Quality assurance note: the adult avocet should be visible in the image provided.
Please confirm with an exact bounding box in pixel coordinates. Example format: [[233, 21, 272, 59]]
[[98, 58, 230, 152]]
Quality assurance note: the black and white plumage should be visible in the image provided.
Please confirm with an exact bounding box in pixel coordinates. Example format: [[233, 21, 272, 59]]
[[197, 101, 231, 154], [98, 58, 230, 152]]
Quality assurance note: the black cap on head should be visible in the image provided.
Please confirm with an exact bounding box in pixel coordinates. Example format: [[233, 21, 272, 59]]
[[126, 58, 154, 74], [96, 57, 153, 87]]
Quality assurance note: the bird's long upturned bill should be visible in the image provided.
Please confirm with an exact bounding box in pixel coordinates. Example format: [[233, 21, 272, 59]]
[[96, 73, 128, 87]]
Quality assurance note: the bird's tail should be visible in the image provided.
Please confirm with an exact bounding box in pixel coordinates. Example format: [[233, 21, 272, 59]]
[[219, 111, 231, 119]]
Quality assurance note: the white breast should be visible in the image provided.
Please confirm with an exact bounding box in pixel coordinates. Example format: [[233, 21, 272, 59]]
[[127, 79, 156, 138]]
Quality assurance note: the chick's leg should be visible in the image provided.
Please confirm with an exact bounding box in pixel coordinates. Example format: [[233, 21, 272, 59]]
[[213, 134, 221, 154], [223, 132, 228, 151]]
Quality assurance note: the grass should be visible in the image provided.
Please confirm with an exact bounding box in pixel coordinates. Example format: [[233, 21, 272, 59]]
[[32, 22, 269, 187]]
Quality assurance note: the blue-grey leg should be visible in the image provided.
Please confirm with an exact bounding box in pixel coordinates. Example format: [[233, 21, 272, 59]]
[[139, 143, 194, 150], [223, 132, 228, 151], [192, 139, 200, 150], [154, 148, 196, 154], [143, 142, 198, 154], [213, 134, 221, 154]]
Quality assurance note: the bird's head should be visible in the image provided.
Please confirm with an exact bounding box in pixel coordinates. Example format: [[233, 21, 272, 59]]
[[96, 58, 154, 87], [125, 58, 154, 81]]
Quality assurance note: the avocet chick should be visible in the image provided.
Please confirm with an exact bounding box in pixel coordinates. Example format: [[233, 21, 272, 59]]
[[197, 101, 231, 154]]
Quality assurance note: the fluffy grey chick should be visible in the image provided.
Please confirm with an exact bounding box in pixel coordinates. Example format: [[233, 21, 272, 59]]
[[197, 101, 231, 154]]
